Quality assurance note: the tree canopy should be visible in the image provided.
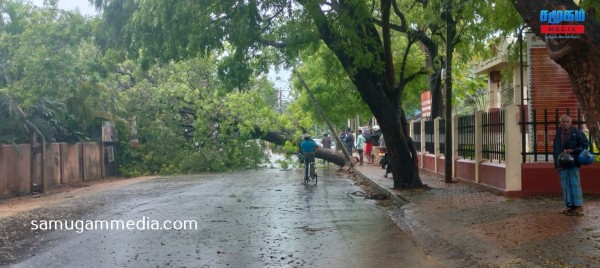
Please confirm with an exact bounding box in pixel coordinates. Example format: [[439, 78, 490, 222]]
[[6, 0, 599, 184]]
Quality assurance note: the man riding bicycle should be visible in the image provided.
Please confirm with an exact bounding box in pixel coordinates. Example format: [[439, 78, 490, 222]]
[[300, 134, 319, 181]]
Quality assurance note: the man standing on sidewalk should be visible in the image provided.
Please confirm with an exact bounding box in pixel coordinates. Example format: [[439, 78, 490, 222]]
[[553, 114, 589, 216]]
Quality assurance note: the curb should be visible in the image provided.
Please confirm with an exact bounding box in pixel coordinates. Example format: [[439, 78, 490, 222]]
[[351, 167, 409, 206], [351, 167, 543, 268]]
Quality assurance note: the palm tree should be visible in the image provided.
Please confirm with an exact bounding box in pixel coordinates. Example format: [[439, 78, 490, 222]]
[[0, 91, 64, 145]]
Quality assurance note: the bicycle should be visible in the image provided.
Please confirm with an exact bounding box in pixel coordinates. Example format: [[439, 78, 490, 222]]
[[299, 153, 318, 185]]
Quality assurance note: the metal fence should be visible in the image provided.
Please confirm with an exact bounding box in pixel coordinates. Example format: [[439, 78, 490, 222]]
[[482, 109, 505, 162], [413, 107, 597, 164], [413, 120, 421, 151], [457, 114, 475, 160], [520, 108, 596, 162], [424, 120, 434, 153]]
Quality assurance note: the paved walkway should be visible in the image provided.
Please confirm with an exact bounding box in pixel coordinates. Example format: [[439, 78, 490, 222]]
[[352, 163, 600, 268]]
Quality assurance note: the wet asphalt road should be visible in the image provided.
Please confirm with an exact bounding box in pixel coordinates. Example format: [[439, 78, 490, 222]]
[[4, 165, 437, 267]]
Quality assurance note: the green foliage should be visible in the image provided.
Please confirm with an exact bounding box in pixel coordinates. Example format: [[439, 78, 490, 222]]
[[0, 91, 66, 144], [291, 44, 370, 127], [96, 0, 319, 88], [112, 58, 278, 176], [452, 60, 488, 115], [5, 0, 557, 179], [0, 1, 113, 143]]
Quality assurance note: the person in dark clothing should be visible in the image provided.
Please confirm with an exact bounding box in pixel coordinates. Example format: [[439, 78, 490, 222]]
[[322, 133, 332, 149], [300, 134, 319, 181], [553, 114, 589, 216], [380, 134, 392, 177], [322, 133, 332, 164], [342, 128, 354, 157]]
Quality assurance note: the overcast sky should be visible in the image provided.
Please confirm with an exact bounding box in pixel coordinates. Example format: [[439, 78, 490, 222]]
[[30, 0, 97, 16], [28, 0, 291, 94]]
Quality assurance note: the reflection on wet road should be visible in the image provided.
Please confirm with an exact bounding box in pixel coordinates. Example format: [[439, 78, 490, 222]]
[[9, 165, 437, 267]]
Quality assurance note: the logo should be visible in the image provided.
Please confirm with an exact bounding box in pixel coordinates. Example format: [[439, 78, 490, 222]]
[[540, 9, 585, 35]]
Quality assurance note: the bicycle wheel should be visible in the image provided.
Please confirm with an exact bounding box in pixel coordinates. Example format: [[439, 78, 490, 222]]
[[310, 163, 317, 185], [304, 160, 310, 185]]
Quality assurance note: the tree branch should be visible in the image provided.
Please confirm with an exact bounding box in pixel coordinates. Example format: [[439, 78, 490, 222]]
[[381, 0, 395, 87], [391, 0, 407, 30], [256, 37, 288, 48]]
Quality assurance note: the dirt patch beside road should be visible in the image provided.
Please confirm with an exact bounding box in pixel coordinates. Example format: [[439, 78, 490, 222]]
[[0, 176, 158, 219]]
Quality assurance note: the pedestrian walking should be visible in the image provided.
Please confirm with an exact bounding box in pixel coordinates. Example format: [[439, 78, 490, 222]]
[[339, 129, 347, 149], [322, 133, 332, 149], [553, 114, 589, 216], [356, 130, 366, 165], [371, 126, 381, 164], [364, 128, 375, 164], [322, 133, 332, 164], [342, 128, 354, 158], [379, 134, 392, 177]]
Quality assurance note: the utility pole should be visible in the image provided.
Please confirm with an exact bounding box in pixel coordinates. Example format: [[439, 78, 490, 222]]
[[279, 89, 283, 113], [294, 71, 353, 165], [444, 0, 453, 183], [518, 25, 529, 163]]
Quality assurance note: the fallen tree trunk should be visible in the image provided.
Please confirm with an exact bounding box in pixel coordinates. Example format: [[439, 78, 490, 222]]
[[254, 127, 347, 167], [314, 147, 346, 166]]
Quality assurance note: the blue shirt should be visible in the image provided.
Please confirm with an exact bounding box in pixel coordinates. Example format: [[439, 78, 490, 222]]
[[300, 140, 318, 153]]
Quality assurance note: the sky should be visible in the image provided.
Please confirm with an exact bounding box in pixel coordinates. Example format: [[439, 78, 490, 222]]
[[30, 0, 98, 16], [28, 0, 291, 96]]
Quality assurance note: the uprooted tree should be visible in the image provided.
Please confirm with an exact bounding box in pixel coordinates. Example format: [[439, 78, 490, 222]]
[[254, 127, 346, 167], [95, 0, 430, 188]]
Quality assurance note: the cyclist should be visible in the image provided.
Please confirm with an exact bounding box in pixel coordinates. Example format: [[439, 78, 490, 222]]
[[300, 134, 319, 181]]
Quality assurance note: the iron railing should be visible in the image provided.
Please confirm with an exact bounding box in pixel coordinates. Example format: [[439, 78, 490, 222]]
[[412, 107, 597, 164], [482, 109, 505, 162], [520, 108, 596, 162], [425, 120, 434, 153], [413, 120, 421, 152], [457, 115, 475, 160]]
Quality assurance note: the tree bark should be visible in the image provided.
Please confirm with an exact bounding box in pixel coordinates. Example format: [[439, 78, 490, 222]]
[[298, 0, 425, 188], [253, 128, 346, 166], [512, 0, 600, 147]]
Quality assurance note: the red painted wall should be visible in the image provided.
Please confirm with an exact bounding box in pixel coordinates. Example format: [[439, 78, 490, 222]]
[[479, 162, 506, 189], [456, 159, 476, 182], [436, 157, 445, 174], [521, 162, 561, 194], [423, 154, 436, 171], [522, 162, 600, 195], [581, 165, 600, 192]]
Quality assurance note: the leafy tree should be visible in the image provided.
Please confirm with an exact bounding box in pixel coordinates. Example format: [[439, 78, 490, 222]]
[[453, 60, 488, 115], [110, 57, 278, 176], [0, 0, 115, 142], [379, 0, 499, 120], [0, 90, 65, 145], [293, 44, 371, 128], [510, 0, 600, 148], [95, 0, 449, 188]]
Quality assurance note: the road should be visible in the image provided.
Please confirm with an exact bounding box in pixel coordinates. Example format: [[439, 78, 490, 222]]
[[1, 164, 438, 267]]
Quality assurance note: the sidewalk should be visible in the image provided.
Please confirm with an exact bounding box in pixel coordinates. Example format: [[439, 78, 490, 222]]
[[352, 163, 600, 268]]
